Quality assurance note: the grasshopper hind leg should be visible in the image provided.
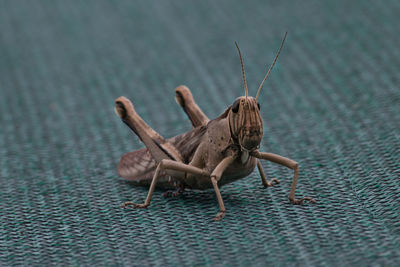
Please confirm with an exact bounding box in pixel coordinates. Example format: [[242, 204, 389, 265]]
[[115, 96, 184, 164], [175, 85, 209, 127]]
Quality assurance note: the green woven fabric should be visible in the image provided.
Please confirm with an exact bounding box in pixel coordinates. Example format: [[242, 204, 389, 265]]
[[1, 0, 399, 266]]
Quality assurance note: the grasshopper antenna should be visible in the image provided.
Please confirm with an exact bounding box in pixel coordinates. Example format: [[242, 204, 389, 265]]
[[235, 41, 248, 100], [256, 31, 288, 101]]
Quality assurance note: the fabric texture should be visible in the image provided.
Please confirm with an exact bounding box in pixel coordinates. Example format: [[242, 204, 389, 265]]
[[0, 1, 399, 266]]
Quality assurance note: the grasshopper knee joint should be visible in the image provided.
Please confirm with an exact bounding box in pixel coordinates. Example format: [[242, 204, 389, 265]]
[[293, 162, 299, 170]]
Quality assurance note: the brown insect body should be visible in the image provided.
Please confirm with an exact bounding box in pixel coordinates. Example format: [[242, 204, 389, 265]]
[[179, 101, 260, 189], [115, 32, 315, 221], [117, 100, 259, 190]]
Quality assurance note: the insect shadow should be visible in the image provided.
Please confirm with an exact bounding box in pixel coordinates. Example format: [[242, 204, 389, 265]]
[[120, 180, 250, 208]]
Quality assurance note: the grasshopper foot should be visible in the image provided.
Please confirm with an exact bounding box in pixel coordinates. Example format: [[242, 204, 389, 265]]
[[289, 196, 316, 205], [214, 211, 226, 221], [121, 202, 149, 209], [263, 178, 280, 187], [162, 190, 183, 198], [162, 185, 185, 198]]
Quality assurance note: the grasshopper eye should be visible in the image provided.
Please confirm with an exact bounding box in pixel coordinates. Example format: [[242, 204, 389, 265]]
[[257, 103, 260, 110], [232, 99, 240, 113]]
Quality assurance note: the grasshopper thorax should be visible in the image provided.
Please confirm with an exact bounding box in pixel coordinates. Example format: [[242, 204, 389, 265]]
[[229, 96, 263, 151]]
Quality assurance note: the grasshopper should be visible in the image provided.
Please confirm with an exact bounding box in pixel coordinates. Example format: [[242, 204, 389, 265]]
[[115, 32, 315, 221]]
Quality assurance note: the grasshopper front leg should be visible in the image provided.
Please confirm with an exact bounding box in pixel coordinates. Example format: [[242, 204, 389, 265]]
[[210, 155, 236, 221], [251, 151, 316, 204], [257, 160, 280, 187], [122, 159, 209, 209]]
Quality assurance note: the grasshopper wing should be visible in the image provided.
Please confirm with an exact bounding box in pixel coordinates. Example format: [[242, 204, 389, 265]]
[[117, 148, 156, 181], [117, 126, 207, 188]]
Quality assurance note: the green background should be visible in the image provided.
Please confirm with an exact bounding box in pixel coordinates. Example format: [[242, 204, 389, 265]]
[[1, 0, 399, 266]]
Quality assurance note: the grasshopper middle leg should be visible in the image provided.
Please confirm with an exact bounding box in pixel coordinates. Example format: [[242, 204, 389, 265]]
[[122, 159, 209, 209]]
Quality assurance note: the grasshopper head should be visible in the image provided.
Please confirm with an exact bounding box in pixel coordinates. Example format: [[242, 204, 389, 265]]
[[229, 96, 263, 151], [231, 33, 287, 151]]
